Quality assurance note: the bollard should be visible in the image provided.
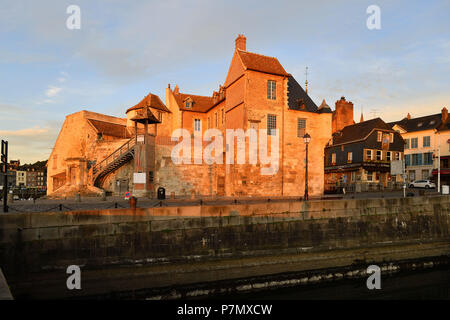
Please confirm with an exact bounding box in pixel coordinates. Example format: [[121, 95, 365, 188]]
[[7, 193, 13, 204], [59, 204, 62, 211], [115, 202, 118, 208], [129, 196, 137, 209]]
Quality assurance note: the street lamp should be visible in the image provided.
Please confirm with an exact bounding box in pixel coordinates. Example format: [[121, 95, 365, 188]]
[[303, 133, 311, 201]]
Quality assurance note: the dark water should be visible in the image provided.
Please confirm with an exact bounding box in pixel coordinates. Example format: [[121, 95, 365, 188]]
[[225, 269, 450, 300]]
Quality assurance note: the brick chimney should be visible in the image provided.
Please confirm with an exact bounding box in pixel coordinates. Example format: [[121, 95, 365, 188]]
[[332, 97, 354, 134], [442, 107, 448, 123], [406, 113, 411, 120], [235, 34, 246, 51]]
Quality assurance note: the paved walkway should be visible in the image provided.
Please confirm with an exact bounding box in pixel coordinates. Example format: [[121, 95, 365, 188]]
[[0, 189, 440, 213]]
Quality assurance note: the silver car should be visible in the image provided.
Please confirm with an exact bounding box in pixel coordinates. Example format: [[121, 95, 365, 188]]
[[408, 180, 436, 189]]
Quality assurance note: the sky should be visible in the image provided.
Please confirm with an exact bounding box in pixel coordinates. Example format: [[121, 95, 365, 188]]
[[1, 0, 449, 163]]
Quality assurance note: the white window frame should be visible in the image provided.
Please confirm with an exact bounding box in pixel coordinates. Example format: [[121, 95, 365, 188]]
[[194, 119, 201, 132], [376, 150, 382, 161], [377, 131, 382, 142], [366, 149, 372, 161], [267, 80, 276, 100]]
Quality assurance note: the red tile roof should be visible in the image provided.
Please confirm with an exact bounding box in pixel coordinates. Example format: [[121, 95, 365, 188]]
[[237, 50, 288, 76], [87, 119, 131, 138], [174, 92, 215, 113], [126, 93, 170, 114]]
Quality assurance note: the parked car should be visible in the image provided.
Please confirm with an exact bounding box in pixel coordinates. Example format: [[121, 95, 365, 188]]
[[408, 180, 436, 189]]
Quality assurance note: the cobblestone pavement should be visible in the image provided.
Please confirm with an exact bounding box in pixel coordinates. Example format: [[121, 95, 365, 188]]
[[0, 188, 441, 213]]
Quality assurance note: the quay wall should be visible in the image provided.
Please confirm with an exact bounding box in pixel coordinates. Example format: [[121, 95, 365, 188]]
[[0, 195, 449, 298]]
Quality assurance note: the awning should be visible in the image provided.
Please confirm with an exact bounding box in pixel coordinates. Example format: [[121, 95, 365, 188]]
[[432, 169, 450, 175]]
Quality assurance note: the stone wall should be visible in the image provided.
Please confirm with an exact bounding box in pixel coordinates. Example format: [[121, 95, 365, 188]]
[[1, 196, 449, 276]]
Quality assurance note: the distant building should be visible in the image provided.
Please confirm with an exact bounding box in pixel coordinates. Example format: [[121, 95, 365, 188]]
[[16, 170, 26, 187], [324, 117, 404, 192], [0, 171, 16, 189], [8, 160, 20, 170], [25, 168, 46, 188], [390, 108, 449, 183]]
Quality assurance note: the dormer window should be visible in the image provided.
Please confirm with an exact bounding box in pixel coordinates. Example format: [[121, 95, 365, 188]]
[[430, 120, 435, 125], [185, 98, 193, 108], [417, 122, 423, 127]]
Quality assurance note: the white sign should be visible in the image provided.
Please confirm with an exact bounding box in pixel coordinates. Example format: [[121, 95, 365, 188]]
[[137, 135, 145, 143], [390, 160, 403, 175], [133, 172, 146, 184]]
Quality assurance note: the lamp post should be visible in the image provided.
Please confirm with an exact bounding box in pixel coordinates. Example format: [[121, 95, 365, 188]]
[[303, 133, 311, 201]]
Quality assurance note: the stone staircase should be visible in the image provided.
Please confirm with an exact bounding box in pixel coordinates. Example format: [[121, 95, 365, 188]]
[[92, 138, 136, 187]]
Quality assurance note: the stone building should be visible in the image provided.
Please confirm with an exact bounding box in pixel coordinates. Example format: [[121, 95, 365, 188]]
[[47, 35, 333, 198], [16, 170, 26, 187]]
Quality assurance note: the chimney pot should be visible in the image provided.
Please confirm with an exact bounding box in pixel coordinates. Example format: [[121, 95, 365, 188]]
[[442, 107, 448, 123], [235, 34, 247, 51]]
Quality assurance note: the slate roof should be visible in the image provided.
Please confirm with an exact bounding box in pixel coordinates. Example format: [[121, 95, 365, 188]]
[[388, 114, 442, 132], [237, 50, 288, 76], [174, 92, 216, 113], [287, 76, 324, 113], [318, 99, 332, 113], [126, 93, 170, 114], [332, 118, 393, 145], [87, 119, 131, 138]]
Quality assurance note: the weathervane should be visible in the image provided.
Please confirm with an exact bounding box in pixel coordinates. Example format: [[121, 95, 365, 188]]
[[305, 66, 309, 94]]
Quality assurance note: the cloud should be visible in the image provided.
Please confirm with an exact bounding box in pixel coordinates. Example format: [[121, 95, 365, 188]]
[[0, 124, 59, 163], [0, 126, 50, 137], [45, 86, 62, 97], [58, 71, 69, 83]]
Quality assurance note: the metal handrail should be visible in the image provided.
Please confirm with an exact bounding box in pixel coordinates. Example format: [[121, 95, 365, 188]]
[[93, 138, 136, 175]]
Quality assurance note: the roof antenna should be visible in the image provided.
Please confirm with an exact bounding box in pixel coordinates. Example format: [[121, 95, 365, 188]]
[[305, 66, 309, 94]]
